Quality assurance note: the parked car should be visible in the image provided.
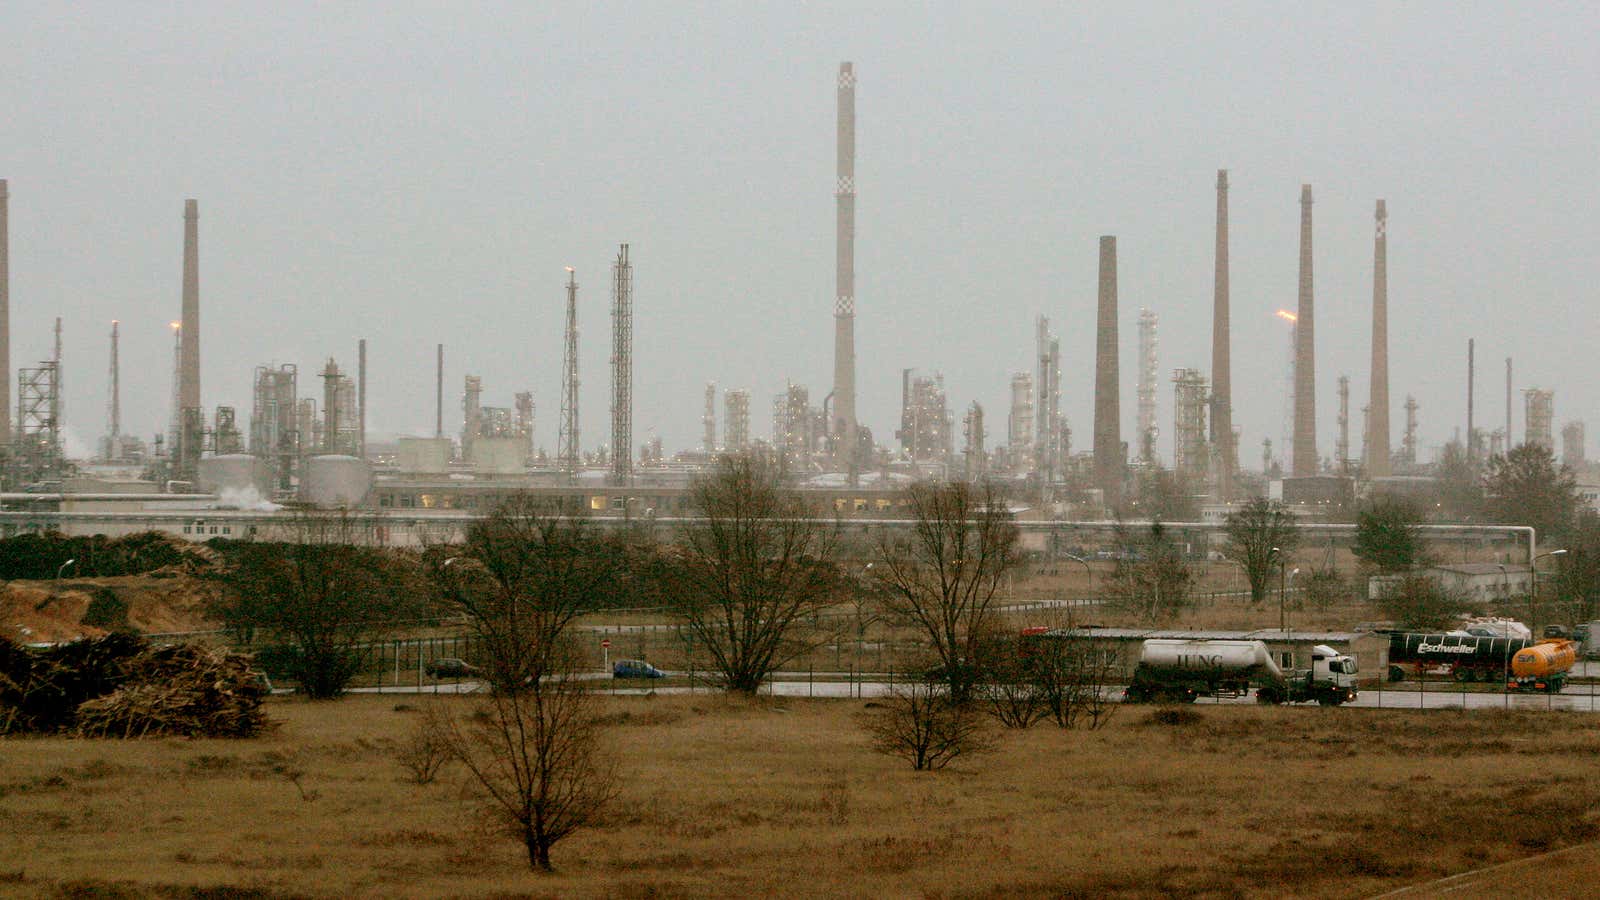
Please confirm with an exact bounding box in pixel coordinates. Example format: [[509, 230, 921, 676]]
[[612, 659, 666, 679], [426, 657, 482, 679]]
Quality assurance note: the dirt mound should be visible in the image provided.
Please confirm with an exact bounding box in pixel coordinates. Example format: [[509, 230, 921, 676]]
[[1, 574, 221, 644]]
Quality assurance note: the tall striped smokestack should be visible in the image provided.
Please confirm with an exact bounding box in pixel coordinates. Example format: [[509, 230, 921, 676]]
[[1367, 200, 1391, 476], [1093, 235, 1122, 505], [1210, 170, 1234, 496], [179, 199, 200, 424], [1292, 185, 1317, 477], [832, 61, 858, 481], [0, 179, 9, 444]]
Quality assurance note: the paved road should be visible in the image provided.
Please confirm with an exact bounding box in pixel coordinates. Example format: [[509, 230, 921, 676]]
[[587, 680, 1600, 709], [349, 672, 1600, 710]]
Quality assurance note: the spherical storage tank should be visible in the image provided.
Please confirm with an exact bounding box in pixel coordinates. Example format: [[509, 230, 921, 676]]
[[198, 454, 270, 496], [298, 455, 373, 508]]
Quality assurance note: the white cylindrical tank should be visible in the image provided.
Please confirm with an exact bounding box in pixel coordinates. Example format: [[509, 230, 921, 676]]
[[1137, 639, 1283, 680], [198, 454, 270, 496], [298, 455, 372, 507]]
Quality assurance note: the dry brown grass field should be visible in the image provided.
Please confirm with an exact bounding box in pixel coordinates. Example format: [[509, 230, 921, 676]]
[[7, 694, 1600, 898]]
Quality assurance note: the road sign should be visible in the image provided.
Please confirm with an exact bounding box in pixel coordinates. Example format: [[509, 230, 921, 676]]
[[601, 639, 612, 649]]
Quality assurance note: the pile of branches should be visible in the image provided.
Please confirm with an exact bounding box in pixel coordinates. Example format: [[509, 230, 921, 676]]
[[0, 634, 268, 738]]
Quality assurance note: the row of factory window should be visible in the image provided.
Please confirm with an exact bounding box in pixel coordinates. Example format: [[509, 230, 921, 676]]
[[376, 492, 902, 515]]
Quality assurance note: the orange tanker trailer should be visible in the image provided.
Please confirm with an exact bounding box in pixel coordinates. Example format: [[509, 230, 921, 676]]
[[1509, 639, 1578, 693]]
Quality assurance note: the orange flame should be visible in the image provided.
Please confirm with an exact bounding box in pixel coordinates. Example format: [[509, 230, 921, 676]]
[[1275, 309, 1297, 323]]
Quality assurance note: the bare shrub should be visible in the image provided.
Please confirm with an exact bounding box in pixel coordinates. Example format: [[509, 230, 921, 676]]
[[864, 677, 993, 771], [396, 711, 451, 785], [1031, 633, 1119, 731], [1142, 707, 1203, 727], [980, 656, 1046, 729]]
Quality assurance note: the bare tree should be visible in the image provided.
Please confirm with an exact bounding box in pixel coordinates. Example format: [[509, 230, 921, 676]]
[[1352, 497, 1429, 574], [207, 510, 426, 699], [873, 481, 1021, 705], [662, 454, 842, 695], [427, 495, 627, 694], [1103, 521, 1197, 624], [430, 640, 616, 871], [1381, 575, 1466, 631], [1223, 498, 1301, 607], [395, 709, 451, 785], [864, 675, 994, 771]]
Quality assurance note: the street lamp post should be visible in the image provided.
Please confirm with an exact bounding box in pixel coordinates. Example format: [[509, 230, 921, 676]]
[[1065, 554, 1093, 608], [56, 558, 76, 585], [1284, 567, 1300, 635], [1269, 546, 1283, 629], [1531, 549, 1568, 632]]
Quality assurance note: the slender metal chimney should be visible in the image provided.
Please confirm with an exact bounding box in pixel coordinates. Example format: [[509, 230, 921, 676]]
[[1506, 357, 1513, 449], [108, 320, 120, 451], [1292, 185, 1317, 477], [179, 200, 199, 418], [1210, 170, 1234, 495], [1093, 235, 1122, 505], [435, 343, 443, 439], [1467, 338, 1475, 457], [1367, 200, 1391, 476], [357, 338, 367, 460], [0, 179, 9, 445], [1465, 336, 1478, 454], [832, 62, 859, 483]]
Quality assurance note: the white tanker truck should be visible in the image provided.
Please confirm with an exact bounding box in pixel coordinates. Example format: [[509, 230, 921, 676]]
[[1123, 639, 1360, 706]]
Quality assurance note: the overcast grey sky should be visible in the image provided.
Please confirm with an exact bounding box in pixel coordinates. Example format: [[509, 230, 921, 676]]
[[2, 2, 1596, 464]]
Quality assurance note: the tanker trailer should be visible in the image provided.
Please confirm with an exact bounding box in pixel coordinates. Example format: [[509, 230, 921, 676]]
[[1385, 632, 1528, 683], [1508, 639, 1578, 693], [1124, 640, 1358, 705]]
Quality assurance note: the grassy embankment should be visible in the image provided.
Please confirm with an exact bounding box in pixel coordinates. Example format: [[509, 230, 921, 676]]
[[6, 694, 1600, 898]]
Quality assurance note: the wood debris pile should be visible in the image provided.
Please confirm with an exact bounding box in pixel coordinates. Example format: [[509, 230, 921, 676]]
[[0, 634, 268, 738]]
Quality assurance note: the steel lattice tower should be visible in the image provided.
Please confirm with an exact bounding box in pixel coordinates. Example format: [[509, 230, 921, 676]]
[[703, 382, 717, 454], [724, 389, 750, 452], [1336, 374, 1350, 471], [610, 245, 632, 485], [1402, 395, 1419, 466], [1035, 317, 1061, 481], [558, 268, 580, 481], [1137, 309, 1158, 465], [964, 401, 985, 481]]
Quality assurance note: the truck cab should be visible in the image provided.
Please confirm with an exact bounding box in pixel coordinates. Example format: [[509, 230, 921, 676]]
[[1313, 645, 1359, 683], [1302, 644, 1360, 704]]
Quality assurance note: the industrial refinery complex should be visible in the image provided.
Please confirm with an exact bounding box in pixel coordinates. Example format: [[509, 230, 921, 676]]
[[0, 64, 1590, 544]]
